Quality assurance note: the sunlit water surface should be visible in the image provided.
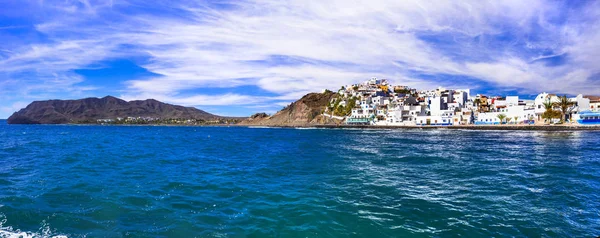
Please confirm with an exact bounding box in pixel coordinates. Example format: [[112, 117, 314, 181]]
[[1, 121, 599, 237]]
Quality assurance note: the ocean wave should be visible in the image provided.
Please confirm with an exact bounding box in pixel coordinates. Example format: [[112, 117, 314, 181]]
[[0, 215, 66, 238], [294, 127, 319, 130], [0, 230, 66, 238]]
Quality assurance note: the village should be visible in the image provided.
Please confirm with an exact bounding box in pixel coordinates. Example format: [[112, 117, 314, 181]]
[[95, 117, 236, 125], [325, 78, 600, 126]]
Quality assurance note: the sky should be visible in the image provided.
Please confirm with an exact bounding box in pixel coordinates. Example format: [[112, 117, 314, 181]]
[[1, 0, 600, 118]]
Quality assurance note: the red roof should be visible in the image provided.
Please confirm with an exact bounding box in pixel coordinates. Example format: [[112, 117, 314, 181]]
[[584, 95, 600, 102]]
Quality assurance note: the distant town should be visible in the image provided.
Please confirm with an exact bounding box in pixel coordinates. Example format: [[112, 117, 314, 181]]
[[95, 117, 239, 125], [325, 78, 600, 126]]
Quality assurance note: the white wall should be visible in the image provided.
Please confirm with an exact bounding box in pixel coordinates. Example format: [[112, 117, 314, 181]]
[[429, 96, 443, 116], [575, 94, 590, 112], [478, 106, 536, 123], [506, 96, 519, 106]]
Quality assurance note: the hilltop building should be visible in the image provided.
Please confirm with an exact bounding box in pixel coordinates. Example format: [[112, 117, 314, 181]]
[[325, 78, 598, 126]]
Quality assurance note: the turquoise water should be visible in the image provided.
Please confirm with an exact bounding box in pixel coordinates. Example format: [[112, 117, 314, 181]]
[[1, 120, 599, 237]]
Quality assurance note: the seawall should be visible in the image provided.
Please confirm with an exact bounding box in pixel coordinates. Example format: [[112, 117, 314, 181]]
[[309, 124, 600, 131]]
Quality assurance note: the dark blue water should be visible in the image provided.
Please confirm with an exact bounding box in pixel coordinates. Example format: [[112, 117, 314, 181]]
[[1, 120, 599, 237]]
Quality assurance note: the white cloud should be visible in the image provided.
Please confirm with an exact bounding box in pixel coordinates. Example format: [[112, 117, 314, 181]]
[[119, 92, 274, 106], [0, 101, 30, 117], [1, 0, 600, 119]]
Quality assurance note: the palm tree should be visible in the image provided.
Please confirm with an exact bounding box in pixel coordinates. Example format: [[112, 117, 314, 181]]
[[497, 114, 507, 125], [513, 116, 519, 124], [506, 117, 512, 124], [553, 95, 575, 123], [542, 100, 555, 123], [543, 100, 554, 110]]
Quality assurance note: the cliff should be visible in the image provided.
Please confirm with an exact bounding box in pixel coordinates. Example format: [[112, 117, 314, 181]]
[[239, 91, 343, 126], [7, 96, 233, 124]]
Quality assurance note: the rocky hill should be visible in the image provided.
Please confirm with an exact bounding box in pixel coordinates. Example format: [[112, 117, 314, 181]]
[[239, 91, 343, 126], [7, 96, 234, 124]]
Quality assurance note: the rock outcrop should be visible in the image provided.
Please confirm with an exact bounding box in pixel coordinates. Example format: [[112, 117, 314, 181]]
[[7, 96, 233, 124], [239, 91, 343, 126]]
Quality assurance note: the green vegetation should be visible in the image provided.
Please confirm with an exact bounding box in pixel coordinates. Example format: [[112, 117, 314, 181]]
[[554, 95, 575, 122], [344, 97, 357, 115], [394, 88, 411, 94], [327, 95, 358, 117], [541, 100, 561, 123], [497, 114, 507, 124], [542, 110, 561, 122], [335, 105, 346, 116]]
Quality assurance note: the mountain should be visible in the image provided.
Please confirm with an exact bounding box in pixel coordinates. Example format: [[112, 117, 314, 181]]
[[7, 96, 234, 124], [239, 91, 343, 126]]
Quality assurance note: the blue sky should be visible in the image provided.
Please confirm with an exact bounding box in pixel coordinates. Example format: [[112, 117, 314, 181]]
[[1, 0, 600, 118]]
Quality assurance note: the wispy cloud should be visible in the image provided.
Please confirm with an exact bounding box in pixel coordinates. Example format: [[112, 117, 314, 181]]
[[120, 92, 272, 106], [0, 0, 599, 118]]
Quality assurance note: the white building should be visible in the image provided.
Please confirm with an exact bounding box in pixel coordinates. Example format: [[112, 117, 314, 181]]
[[590, 99, 600, 111], [505, 96, 520, 106], [476, 105, 536, 124], [534, 93, 558, 120], [453, 91, 469, 106], [428, 96, 445, 116], [416, 115, 453, 126]]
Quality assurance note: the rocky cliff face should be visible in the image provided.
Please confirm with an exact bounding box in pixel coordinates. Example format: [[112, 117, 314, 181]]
[[7, 96, 230, 124], [239, 91, 343, 126]]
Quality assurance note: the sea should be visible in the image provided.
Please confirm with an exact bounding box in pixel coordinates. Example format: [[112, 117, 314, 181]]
[[0, 119, 599, 237]]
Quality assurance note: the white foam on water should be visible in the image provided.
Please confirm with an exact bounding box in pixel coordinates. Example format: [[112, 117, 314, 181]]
[[0, 230, 67, 238], [0, 215, 67, 238], [294, 127, 319, 130]]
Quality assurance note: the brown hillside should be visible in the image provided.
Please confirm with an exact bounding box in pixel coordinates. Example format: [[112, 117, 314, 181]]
[[240, 91, 343, 126]]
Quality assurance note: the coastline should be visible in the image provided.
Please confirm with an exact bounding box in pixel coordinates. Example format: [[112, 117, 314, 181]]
[[5, 120, 600, 131], [240, 124, 600, 131]]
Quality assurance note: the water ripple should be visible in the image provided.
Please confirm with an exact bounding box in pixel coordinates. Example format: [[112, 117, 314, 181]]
[[0, 123, 599, 237]]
